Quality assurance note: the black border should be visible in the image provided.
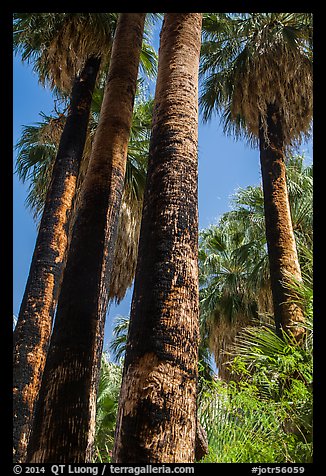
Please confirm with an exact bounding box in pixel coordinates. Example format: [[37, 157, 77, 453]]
[[3, 4, 322, 474]]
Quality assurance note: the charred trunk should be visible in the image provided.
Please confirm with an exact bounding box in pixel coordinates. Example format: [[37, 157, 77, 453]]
[[13, 55, 101, 463], [26, 13, 145, 463], [259, 102, 305, 340], [112, 13, 202, 463]]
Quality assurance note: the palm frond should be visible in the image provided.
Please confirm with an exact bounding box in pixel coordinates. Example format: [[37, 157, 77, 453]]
[[198, 379, 286, 462], [139, 42, 158, 80], [14, 112, 63, 220], [109, 315, 130, 362], [200, 13, 313, 146], [14, 13, 117, 92], [95, 352, 122, 461]]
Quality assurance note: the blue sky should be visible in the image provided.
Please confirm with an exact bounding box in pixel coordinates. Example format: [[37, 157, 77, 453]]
[[13, 18, 313, 352]]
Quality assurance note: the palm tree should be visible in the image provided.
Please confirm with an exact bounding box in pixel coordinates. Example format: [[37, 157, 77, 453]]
[[13, 13, 116, 462], [26, 13, 146, 463], [199, 156, 313, 378], [199, 222, 267, 379], [112, 13, 203, 463], [200, 13, 313, 340], [13, 13, 157, 462]]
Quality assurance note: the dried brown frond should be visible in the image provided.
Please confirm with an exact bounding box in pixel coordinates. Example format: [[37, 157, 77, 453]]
[[207, 282, 274, 381], [39, 15, 113, 92], [38, 115, 66, 145], [108, 189, 143, 303], [256, 282, 274, 316], [231, 41, 313, 146], [208, 313, 253, 380]]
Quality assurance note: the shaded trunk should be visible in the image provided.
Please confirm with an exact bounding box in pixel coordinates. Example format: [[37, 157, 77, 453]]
[[259, 102, 305, 340], [112, 13, 202, 463], [195, 421, 209, 461], [13, 55, 100, 463], [26, 13, 145, 463]]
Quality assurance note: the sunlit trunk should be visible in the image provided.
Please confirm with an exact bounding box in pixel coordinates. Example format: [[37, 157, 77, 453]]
[[113, 13, 202, 463], [259, 103, 305, 340]]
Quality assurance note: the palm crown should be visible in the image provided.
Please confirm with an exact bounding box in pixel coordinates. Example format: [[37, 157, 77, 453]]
[[13, 13, 117, 93], [13, 13, 158, 94], [200, 13, 313, 146]]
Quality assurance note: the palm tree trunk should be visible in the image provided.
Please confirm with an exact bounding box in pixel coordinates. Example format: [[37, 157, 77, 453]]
[[112, 13, 202, 463], [26, 13, 146, 463], [13, 55, 100, 463], [259, 102, 305, 340]]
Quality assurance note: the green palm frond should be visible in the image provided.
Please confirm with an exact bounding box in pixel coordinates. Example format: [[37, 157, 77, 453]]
[[139, 43, 158, 80], [228, 279, 313, 387], [14, 112, 63, 220], [286, 156, 313, 245], [109, 315, 130, 363], [199, 276, 313, 463], [94, 352, 122, 461], [198, 379, 287, 462]]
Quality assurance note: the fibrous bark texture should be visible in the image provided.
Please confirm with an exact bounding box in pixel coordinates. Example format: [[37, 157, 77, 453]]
[[26, 13, 145, 463], [259, 103, 305, 340], [13, 56, 100, 463], [113, 13, 202, 463]]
